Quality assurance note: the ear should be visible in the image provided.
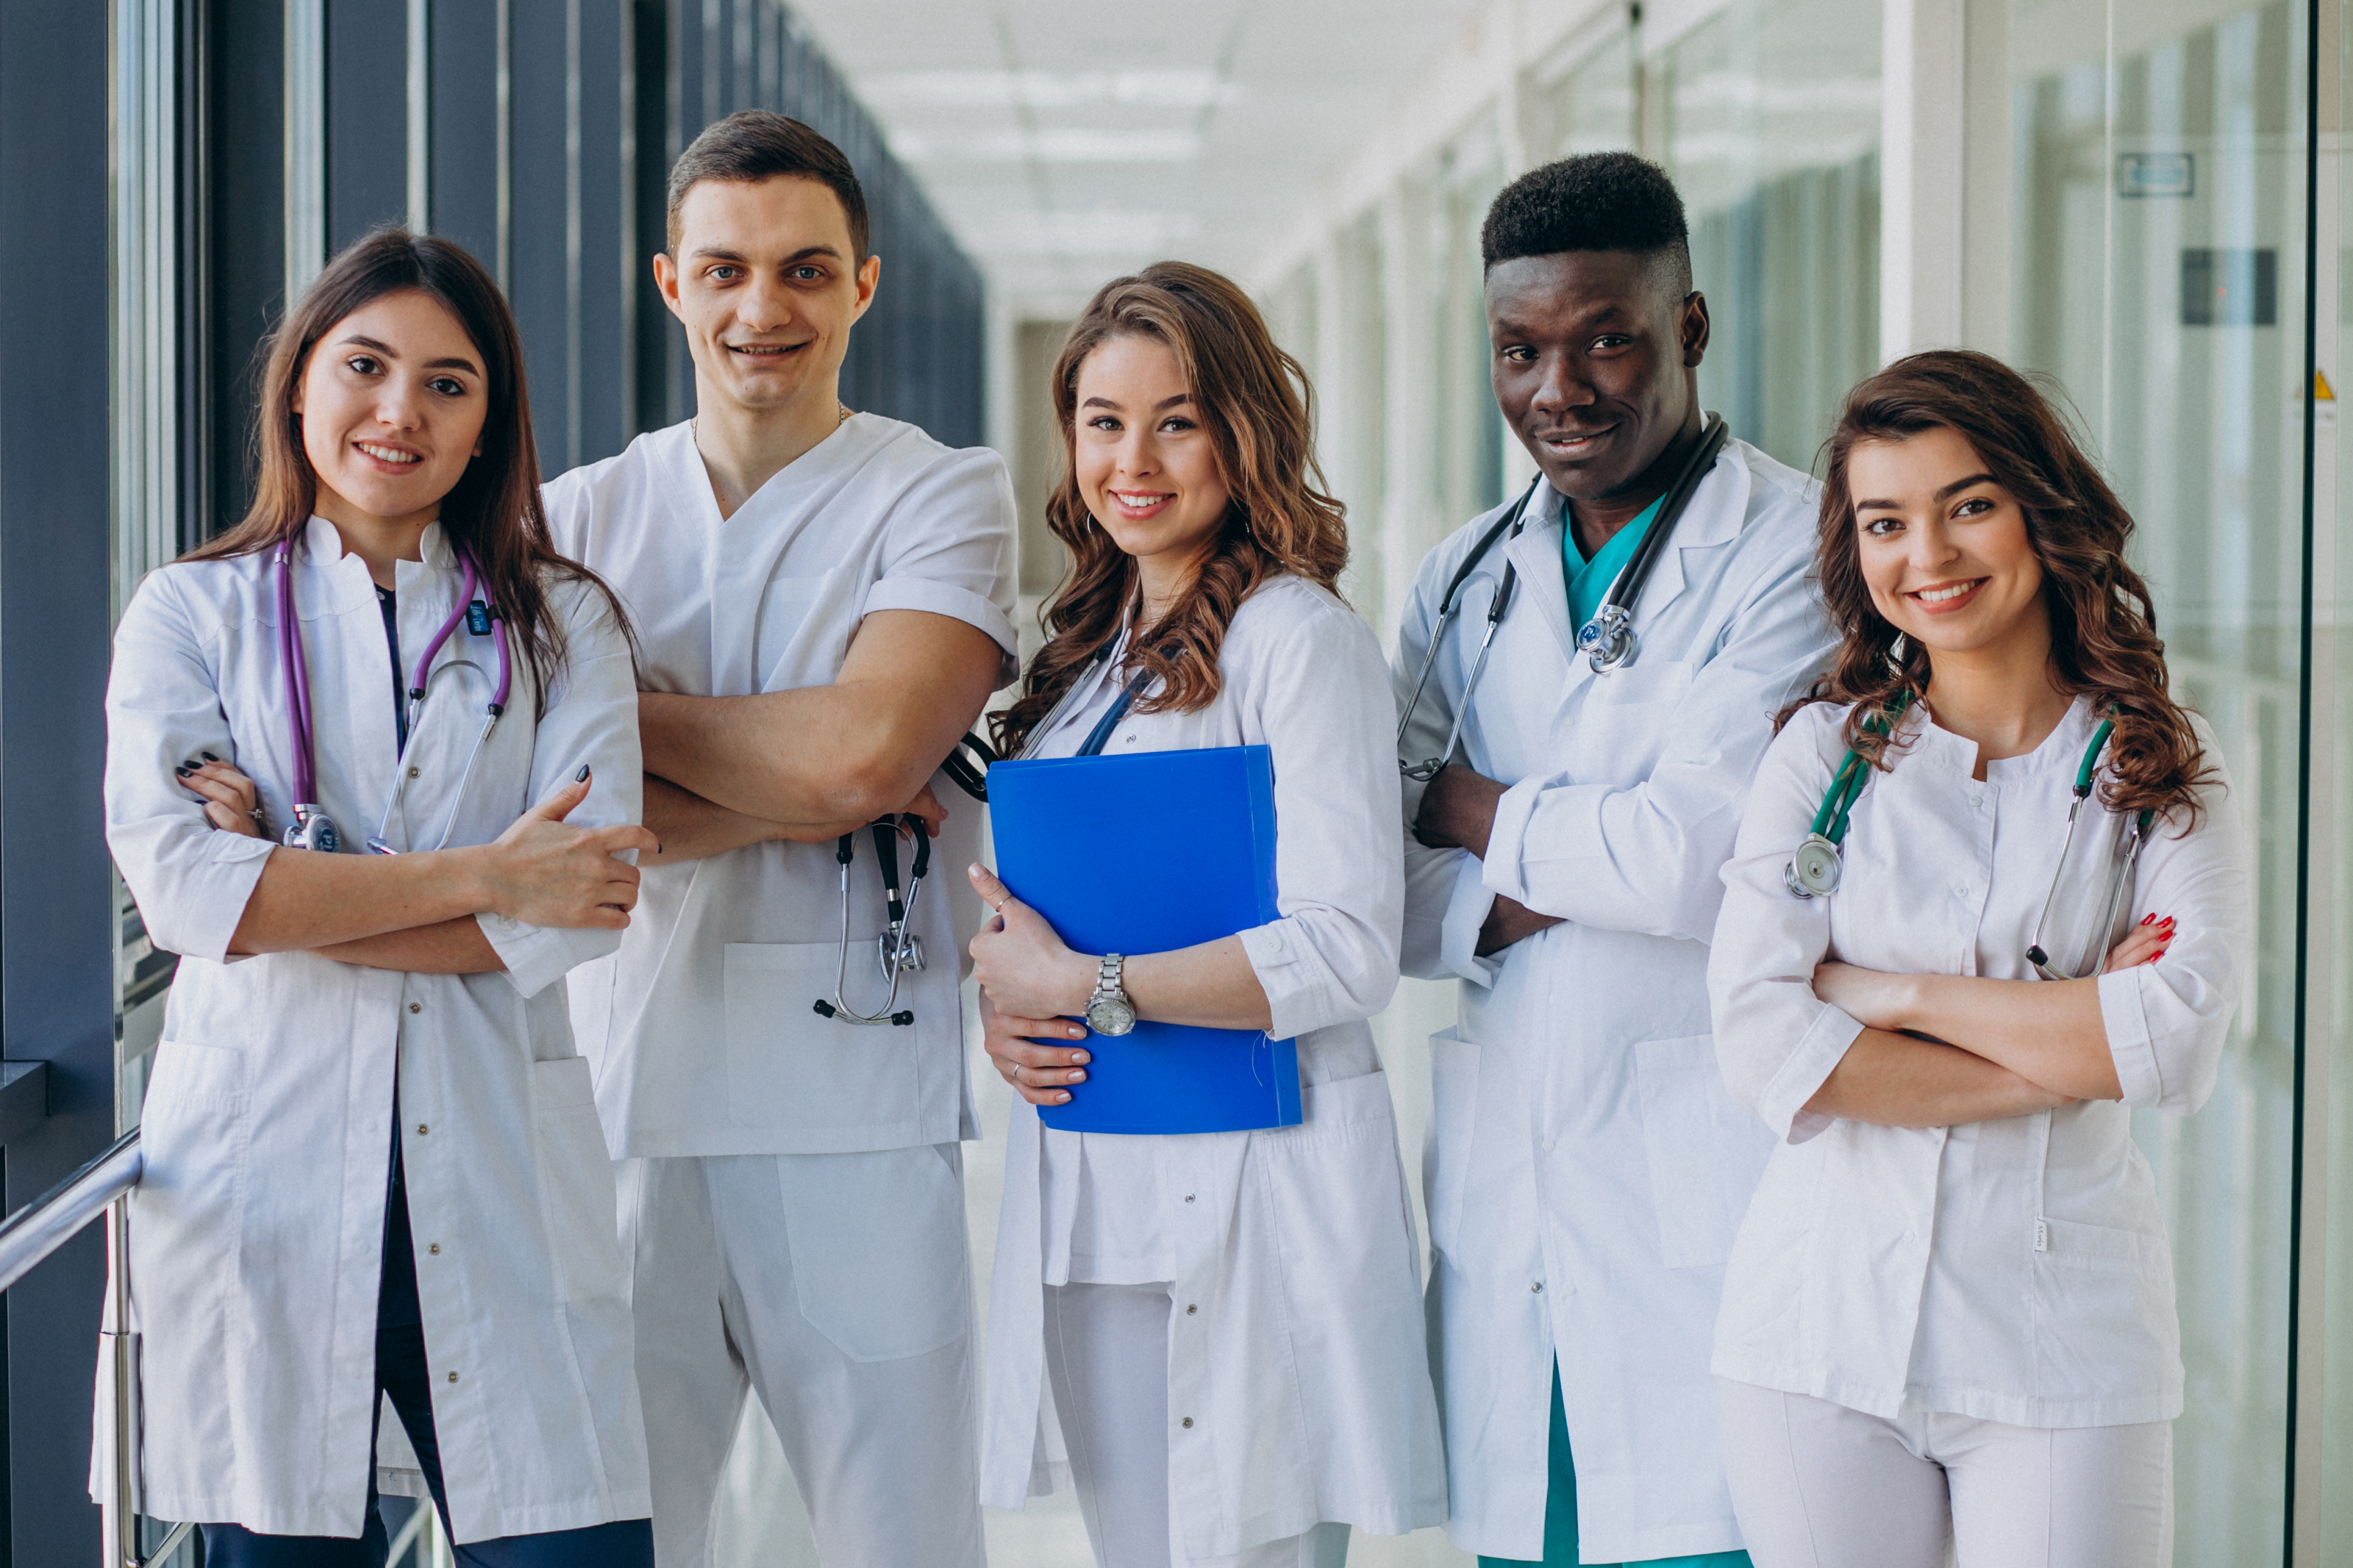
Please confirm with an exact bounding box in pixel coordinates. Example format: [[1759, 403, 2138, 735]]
[[652, 251, 684, 322], [1679, 291, 1711, 368], [851, 253, 882, 324]]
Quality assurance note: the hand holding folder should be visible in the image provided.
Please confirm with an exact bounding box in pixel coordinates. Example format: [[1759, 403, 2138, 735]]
[[984, 744, 1303, 1134]]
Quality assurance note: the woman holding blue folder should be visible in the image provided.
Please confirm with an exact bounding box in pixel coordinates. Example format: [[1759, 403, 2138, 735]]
[[966, 262, 1445, 1568]]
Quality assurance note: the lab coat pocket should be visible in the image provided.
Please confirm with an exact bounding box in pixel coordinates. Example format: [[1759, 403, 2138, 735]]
[[776, 1143, 969, 1362], [2030, 1216, 2179, 1404], [1425, 1029, 1479, 1261], [1263, 1071, 1421, 1328], [529, 1057, 628, 1304], [1571, 657, 1696, 772], [724, 942, 922, 1135], [1635, 1033, 1768, 1269]]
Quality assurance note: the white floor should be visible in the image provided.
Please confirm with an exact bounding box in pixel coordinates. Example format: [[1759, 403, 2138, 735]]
[[713, 976, 1476, 1568]]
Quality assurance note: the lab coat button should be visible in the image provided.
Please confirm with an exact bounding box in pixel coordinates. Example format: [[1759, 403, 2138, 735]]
[[1902, 1228, 1916, 1242], [1184, 1194, 1195, 1203], [429, 1243, 440, 1255], [416, 1123, 429, 1135], [1531, 1281, 1544, 1294], [408, 765, 421, 778], [1180, 1417, 1193, 1428], [1185, 1303, 1198, 1314], [408, 1002, 421, 1014], [447, 1371, 458, 1383]]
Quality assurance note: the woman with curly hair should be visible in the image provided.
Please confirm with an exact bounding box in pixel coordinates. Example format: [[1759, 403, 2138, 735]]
[[965, 262, 1443, 1567], [1704, 349, 2249, 1566]]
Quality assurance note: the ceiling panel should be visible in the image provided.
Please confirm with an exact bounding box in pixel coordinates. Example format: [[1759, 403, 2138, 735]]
[[788, 0, 1490, 315]]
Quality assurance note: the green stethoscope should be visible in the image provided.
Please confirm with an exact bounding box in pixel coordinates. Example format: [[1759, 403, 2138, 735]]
[[1785, 698, 2155, 982]]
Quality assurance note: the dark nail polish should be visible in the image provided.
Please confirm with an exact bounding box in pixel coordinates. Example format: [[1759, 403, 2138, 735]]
[[201, 752, 220, 762], [174, 766, 193, 777], [574, 765, 591, 782]]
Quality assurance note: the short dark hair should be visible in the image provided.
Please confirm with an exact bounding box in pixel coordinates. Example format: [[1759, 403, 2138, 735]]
[[1481, 152, 1691, 295], [665, 110, 870, 259]]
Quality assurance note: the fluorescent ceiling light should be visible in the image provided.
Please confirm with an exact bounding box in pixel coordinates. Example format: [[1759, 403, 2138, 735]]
[[892, 129, 1202, 164], [958, 209, 1203, 257], [864, 70, 1237, 109]]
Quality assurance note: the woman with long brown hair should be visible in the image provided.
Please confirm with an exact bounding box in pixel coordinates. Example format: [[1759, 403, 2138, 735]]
[[965, 262, 1443, 1567], [1704, 350, 2249, 1565], [103, 229, 657, 1564]]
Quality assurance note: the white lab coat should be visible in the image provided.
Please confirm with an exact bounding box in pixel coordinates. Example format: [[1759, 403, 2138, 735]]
[[100, 519, 649, 1541], [1707, 696, 2249, 1427], [541, 415, 1018, 1159], [1392, 441, 1836, 1562], [982, 576, 1448, 1558]]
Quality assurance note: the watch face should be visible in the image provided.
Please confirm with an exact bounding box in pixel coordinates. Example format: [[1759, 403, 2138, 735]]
[[1085, 996, 1137, 1037]]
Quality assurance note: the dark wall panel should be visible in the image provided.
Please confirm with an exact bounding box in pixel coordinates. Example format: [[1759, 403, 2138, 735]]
[[0, 1, 120, 1561], [206, 0, 287, 534], [326, 0, 410, 249], [579, 0, 631, 465], [431, 0, 504, 277], [508, 0, 572, 471]]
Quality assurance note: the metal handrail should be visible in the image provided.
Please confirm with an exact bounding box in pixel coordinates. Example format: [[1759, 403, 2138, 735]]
[[0, 1128, 140, 1294], [0, 1128, 190, 1566]]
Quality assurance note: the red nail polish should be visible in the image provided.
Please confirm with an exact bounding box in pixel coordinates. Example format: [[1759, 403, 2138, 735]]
[[2141, 913, 2156, 926]]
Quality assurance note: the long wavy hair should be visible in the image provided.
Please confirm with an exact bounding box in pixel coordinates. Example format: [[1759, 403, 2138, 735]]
[[1792, 348, 2207, 823], [184, 226, 626, 715], [990, 262, 1349, 755]]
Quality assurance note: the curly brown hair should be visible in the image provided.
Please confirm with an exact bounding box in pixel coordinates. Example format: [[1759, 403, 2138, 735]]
[[991, 262, 1349, 756], [1792, 348, 2208, 824]]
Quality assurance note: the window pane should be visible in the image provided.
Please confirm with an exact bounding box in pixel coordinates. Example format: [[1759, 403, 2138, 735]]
[[1657, 0, 1882, 473], [2010, 3, 2304, 1558]]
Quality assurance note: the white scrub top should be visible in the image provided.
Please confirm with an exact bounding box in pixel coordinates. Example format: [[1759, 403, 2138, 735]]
[[1707, 695, 2250, 1428], [1392, 439, 1836, 1563], [101, 520, 649, 1541], [982, 576, 1446, 1558], [541, 415, 1018, 1158]]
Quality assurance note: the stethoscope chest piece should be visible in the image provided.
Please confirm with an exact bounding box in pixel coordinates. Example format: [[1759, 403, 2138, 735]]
[[1784, 832, 1843, 898], [284, 803, 342, 853], [1576, 604, 1638, 673]]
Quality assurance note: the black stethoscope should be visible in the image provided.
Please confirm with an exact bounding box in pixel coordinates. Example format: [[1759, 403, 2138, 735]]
[[1785, 699, 2155, 982], [1395, 412, 1731, 780], [809, 731, 1001, 1028]]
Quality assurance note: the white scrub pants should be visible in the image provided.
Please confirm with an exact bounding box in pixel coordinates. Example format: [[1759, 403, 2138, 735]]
[[1043, 1281, 1350, 1568], [1715, 1380, 2171, 1568], [618, 1148, 984, 1568]]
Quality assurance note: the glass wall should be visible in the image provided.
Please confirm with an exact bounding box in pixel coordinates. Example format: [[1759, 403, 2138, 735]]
[[1660, 0, 1882, 473], [2007, 4, 2304, 1556]]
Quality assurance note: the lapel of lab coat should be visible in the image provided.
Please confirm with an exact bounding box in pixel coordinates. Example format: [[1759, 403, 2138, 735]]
[[1618, 443, 1749, 629]]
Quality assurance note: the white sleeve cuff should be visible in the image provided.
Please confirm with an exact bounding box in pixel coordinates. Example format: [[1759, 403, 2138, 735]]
[[1759, 1001, 1865, 1144], [1479, 775, 1546, 906], [1239, 920, 1315, 1042], [2099, 966, 2164, 1109], [1440, 853, 1500, 987], [478, 912, 621, 1000], [172, 833, 278, 966], [863, 577, 1021, 686]]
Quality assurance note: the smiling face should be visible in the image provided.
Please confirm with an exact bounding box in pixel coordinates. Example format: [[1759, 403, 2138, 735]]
[[1848, 425, 2050, 661], [656, 174, 880, 416], [291, 288, 488, 530], [1486, 248, 1706, 502], [1071, 333, 1234, 600]]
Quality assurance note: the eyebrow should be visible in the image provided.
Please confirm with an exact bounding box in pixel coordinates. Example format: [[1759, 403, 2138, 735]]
[[1079, 393, 1196, 412], [1490, 303, 1631, 338], [1853, 472, 1999, 512], [688, 243, 842, 265], [337, 334, 482, 376]]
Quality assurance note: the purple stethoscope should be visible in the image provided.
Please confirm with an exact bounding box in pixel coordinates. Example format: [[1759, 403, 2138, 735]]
[[276, 535, 511, 854]]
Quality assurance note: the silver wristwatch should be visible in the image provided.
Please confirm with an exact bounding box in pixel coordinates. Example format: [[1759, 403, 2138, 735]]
[[1082, 952, 1136, 1036]]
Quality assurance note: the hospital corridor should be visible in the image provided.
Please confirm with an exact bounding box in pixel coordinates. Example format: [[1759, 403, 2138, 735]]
[[4, 0, 2353, 1565]]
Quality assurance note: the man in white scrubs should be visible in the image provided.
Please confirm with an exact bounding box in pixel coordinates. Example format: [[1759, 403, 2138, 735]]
[[543, 111, 1015, 1568], [1394, 154, 1835, 1566]]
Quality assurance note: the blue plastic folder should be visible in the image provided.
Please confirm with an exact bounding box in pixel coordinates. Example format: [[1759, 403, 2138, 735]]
[[986, 744, 1302, 1134]]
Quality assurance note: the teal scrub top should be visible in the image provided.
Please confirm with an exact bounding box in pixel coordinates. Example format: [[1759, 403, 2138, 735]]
[[1562, 494, 1666, 629]]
